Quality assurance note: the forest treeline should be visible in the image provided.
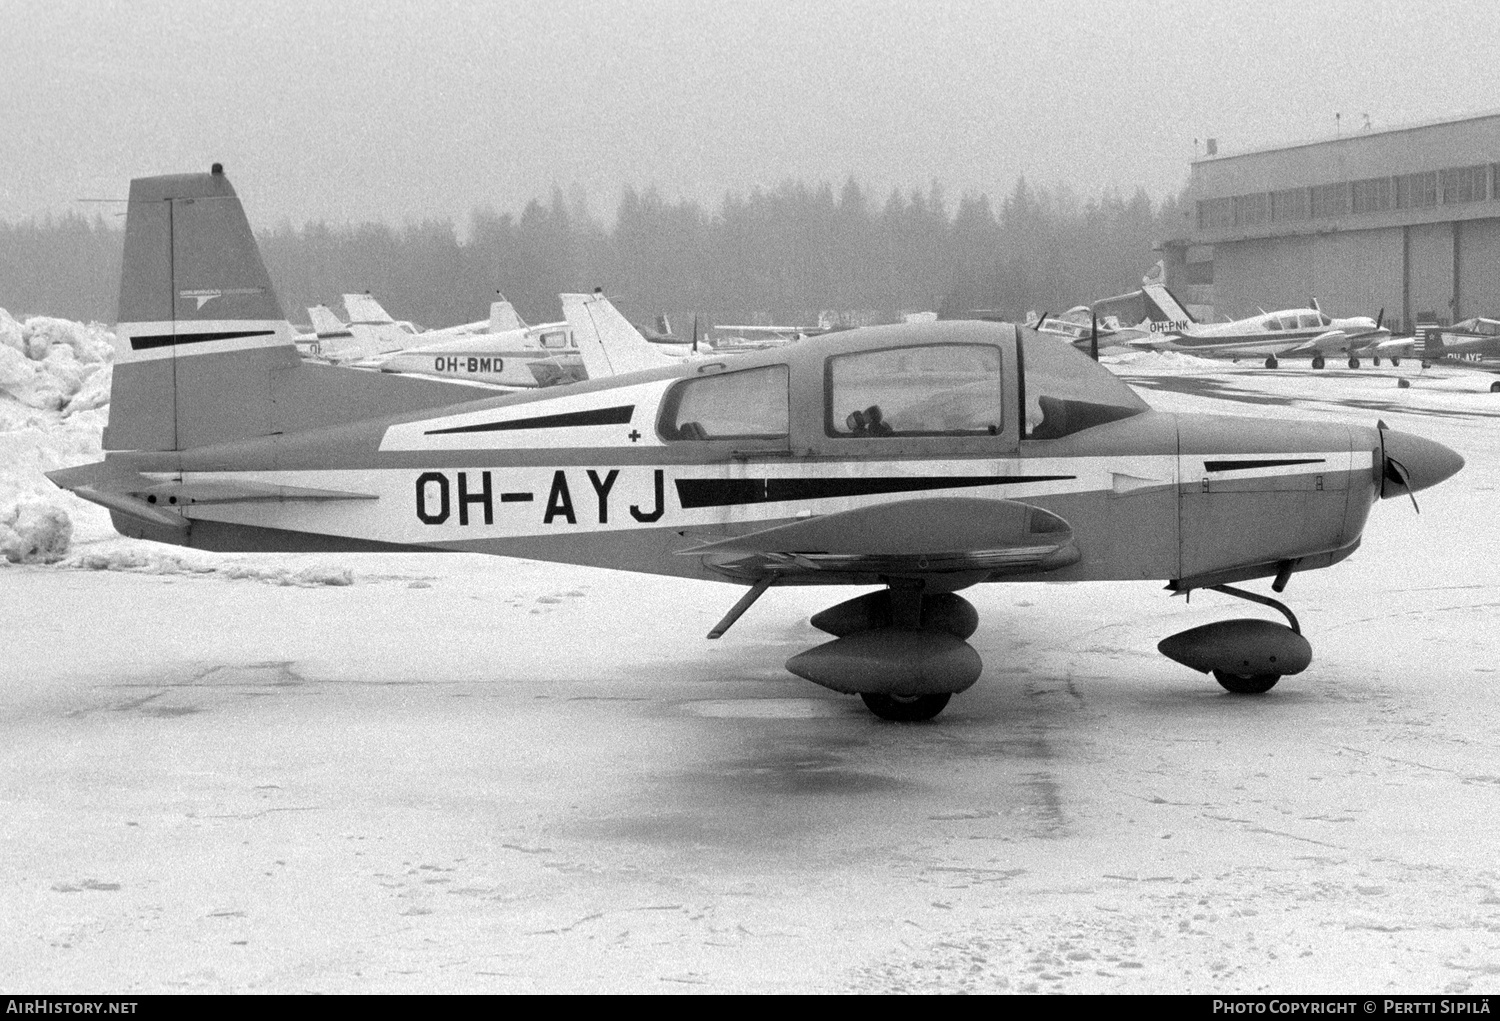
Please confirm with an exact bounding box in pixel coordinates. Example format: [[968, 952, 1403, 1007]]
[[0, 178, 1186, 331]]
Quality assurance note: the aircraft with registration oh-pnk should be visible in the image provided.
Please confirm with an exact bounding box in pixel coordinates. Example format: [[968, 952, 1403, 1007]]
[[1131, 299, 1392, 370], [48, 168, 1465, 721]]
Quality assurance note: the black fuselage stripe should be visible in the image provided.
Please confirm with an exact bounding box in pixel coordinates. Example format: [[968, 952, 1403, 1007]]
[[1203, 458, 1325, 472], [425, 405, 636, 435], [675, 475, 1076, 509], [131, 329, 274, 351]]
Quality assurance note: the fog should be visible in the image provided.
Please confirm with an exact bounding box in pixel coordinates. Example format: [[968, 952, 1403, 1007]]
[[7, 0, 1500, 227]]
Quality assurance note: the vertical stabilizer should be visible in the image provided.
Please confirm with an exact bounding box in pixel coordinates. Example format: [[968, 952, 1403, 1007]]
[[107, 166, 300, 452], [562, 290, 677, 378], [488, 295, 524, 333], [1140, 283, 1197, 328], [343, 292, 395, 325], [308, 304, 352, 338]]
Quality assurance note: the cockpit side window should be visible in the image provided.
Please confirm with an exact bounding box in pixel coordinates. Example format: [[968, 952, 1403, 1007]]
[[1298, 313, 1321, 329], [1021, 331, 1149, 440], [1320, 313, 1332, 326], [825, 344, 1002, 437], [1265, 317, 1283, 330], [1279, 315, 1299, 330], [657, 364, 789, 441]]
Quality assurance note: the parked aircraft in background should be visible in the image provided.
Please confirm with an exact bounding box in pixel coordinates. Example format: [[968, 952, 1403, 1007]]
[[1133, 301, 1389, 369], [1417, 318, 1500, 391], [423, 293, 527, 338], [48, 167, 1465, 723], [367, 290, 677, 388]]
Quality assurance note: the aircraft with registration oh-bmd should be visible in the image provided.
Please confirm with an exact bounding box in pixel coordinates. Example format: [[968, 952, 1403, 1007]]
[[48, 168, 1465, 721]]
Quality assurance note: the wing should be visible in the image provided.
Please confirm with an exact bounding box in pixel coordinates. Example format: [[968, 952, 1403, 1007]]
[[677, 496, 1080, 583]]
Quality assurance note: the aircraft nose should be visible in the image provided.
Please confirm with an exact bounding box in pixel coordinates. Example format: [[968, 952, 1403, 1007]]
[[1380, 428, 1464, 498]]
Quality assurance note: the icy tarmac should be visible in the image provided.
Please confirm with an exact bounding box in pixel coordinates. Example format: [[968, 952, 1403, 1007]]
[[3, 353, 1500, 993]]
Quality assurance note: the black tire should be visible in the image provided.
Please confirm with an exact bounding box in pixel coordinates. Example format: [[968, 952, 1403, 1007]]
[[1264, 356, 1278, 369], [1348, 357, 1360, 369], [1491, 381, 1500, 393], [1213, 670, 1280, 694], [1391, 357, 1401, 366], [861, 692, 951, 721], [1312, 356, 1325, 369], [1373, 356, 1382, 366]]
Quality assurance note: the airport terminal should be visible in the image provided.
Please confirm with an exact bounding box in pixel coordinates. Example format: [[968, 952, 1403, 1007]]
[[1161, 110, 1500, 330]]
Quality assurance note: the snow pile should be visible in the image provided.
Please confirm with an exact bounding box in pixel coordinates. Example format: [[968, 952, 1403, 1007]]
[[1103, 350, 1220, 372], [0, 310, 119, 554], [61, 546, 355, 587], [0, 309, 115, 414], [0, 495, 73, 563]]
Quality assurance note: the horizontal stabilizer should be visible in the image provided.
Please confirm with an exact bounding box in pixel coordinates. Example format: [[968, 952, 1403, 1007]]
[[680, 496, 1080, 579], [48, 461, 377, 522]]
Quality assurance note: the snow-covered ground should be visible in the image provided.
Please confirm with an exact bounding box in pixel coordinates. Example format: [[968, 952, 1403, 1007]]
[[3, 319, 1499, 992]]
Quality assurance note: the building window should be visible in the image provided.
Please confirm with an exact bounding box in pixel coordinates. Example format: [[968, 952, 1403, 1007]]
[[1197, 197, 1233, 232], [1309, 182, 1349, 219], [1396, 171, 1438, 209], [1270, 187, 1309, 223], [1351, 176, 1393, 214], [1441, 165, 1487, 205], [1232, 192, 1269, 228]]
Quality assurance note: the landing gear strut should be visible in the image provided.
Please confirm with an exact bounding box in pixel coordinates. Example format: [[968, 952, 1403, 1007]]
[[1157, 579, 1312, 696]]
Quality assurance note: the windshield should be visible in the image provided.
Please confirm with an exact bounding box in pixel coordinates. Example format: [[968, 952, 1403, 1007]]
[[1022, 332, 1149, 440]]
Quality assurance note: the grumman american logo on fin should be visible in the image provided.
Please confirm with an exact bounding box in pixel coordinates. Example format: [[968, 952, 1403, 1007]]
[[179, 287, 266, 310]]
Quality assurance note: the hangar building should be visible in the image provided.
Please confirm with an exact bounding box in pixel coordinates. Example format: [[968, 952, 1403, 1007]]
[[1161, 111, 1500, 330]]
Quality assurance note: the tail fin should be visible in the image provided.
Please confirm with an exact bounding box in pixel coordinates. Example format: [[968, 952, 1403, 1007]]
[[488, 295, 524, 333], [562, 290, 677, 378], [308, 304, 351, 338], [343, 292, 394, 325], [1140, 283, 1196, 327], [103, 167, 486, 454], [107, 166, 300, 452], [1420, 325, 1446, 360]]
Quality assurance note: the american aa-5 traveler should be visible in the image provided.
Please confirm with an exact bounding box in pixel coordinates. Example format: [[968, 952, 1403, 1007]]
[[49, 169, 1465, 721]]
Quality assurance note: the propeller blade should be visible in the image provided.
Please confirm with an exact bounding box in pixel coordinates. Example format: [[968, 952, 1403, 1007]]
[[1375, 307, 1385, 331], [692, 313, 699, 354], [1090, 312, 1099, 361], [1385, 455, 1420, 513]]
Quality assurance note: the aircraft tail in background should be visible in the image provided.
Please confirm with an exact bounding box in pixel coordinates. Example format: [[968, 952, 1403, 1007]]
[[562, 290, 678, 379], [1140, 283, 1197, 330], [489, 295, 525, 333], [343, 292, 395, 325], [307, 304, 352, 339]]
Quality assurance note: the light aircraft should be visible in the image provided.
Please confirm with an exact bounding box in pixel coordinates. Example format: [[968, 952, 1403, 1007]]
[[1133, 300, 1390, 369], [1415, 319, 1500, 391], [49, 168, 1465, 722], [381, 290, 677, 386]]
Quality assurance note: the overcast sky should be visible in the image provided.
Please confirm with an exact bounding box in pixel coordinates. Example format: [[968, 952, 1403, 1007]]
[[6, 0, 1499, 228]]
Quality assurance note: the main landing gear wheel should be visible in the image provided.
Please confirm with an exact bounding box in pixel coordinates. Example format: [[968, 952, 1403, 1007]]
[[1213, 670, 1280, 694], [860, 692, 951, 722], [1373, 356, 1382, 366], [1391, 357, 1401, 366], [1491, 381, 1500, 393], [1311, 355, 1325, 369], [1264, 356, 1279, 369], [1348, 357, 1361, 369]]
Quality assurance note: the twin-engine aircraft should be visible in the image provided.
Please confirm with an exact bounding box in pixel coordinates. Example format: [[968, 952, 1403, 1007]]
[[49, 169, 1465, 721], [1132, 300, 1390, 369]]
